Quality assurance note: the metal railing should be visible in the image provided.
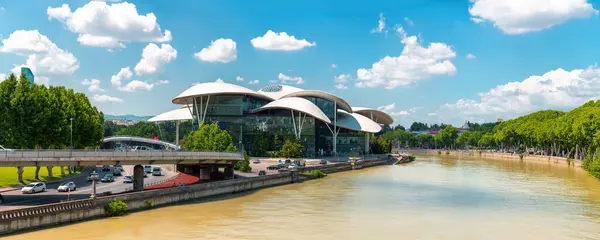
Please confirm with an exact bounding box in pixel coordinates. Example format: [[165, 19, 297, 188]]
[[0, 149, 243, 160], [0, 199, 94, 221]]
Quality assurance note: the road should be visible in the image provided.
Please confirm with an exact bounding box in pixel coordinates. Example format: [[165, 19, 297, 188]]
[[0, 165, 177, 211]]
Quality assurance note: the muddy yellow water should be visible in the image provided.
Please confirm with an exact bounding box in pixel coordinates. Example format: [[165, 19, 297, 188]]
[[5, 155, 600, 240]]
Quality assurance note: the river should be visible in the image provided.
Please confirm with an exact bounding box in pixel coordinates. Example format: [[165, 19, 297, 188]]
[[5, 155, 600, 240]]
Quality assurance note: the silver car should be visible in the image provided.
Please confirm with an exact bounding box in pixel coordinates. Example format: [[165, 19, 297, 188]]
[[57, 182, 76, 192]]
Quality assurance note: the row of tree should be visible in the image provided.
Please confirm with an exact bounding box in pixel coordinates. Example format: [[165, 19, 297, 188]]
[[0, 74, 104, 149]]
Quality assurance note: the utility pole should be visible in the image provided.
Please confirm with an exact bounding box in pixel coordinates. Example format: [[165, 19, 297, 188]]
[[70, 118, 74, 149]]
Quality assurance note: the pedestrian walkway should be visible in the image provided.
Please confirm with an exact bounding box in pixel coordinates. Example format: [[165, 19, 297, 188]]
[[144, 173, 199, 190]]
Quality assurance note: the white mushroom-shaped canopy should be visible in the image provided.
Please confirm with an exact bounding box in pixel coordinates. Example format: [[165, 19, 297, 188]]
[[336, 110, 382, 133], [148, 105, 193, 122], [257, 84, 304, 100], [172, 82, 274, 104], [351, 107, 394, 125], [280, 90, 353, 113], [252, 97, 331, 124]]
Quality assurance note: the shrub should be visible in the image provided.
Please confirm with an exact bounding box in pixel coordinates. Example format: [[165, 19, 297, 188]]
[[279, 139, 305, 158], [105, 200, 128, 217], [144, 200, 155, 208], [566, 158, 574, 166], [408, 155, 416, 161], [519, 153, 524, 160], [303, 170, 326, 178], [234, 151, 252, 172]]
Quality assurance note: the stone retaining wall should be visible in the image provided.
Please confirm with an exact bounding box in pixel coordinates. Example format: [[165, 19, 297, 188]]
[[406, 149, 580, 167]]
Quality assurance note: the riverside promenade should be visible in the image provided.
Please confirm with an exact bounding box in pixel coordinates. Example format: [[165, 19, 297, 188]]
[[405, 149, 579, 166]]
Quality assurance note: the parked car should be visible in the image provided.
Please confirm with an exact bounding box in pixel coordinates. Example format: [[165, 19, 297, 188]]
[[123, 176, 133, 183], [114, 164, 124, 171], [285, 159, 292, 164], [131, 146, 154, 152], [277, 163, 287, 169], [101, 174, 115, 183], [267, 165, 278, 170], [252, 159, 261, 164], [0, 145, 13, 152], [87, 172, 99, 182], [258, 170, 266, 176], [21, 182, 46, 194], [57, 182, 76, 192], [113, 168, 122, 176], [101, 165, 111, 171], [144, 165, 153, 173], [320, 159, 328, 165], [152, 166, 162, 176], [288, 164, 302, 169]]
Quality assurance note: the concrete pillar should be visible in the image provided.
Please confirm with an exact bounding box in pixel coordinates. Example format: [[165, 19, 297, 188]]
[[67, 166, 73, 175], [133, 165, 144, 192], [224, 166, 234, 180], [60, 166, 66, 177], [199, 167, 211, 181], [17, 166, 24, 183], [46, 166, 53, 178], [34, 166, 40, 180]]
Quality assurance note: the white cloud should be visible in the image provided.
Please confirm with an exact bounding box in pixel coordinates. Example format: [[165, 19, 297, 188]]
[[1, 30, 79, 76], [334, 84, 348, 90], [93, 94, 123, 103], [331, 64, 337, 69], [248, 80, 260, 85], [111, 67, 132, 86], [119, 80, 154, 92], [377, 103, 396, 111], [0, 73, 5, 81], [81, 78, 105, 92], [269, 80, 277, 83], [404, 17, 414, 26], [156, 80, 169, 85], [469, 0, 598, 34], [371, 13, 386, 33], [466, 53, 476, 59], [194, 38, 237, 63], [236, 76, 244, 81], [215, 78, 225, 83], [428, 112, 437, 116], [334, 74, 352, 83], [35, 76, 50, 86], [251, 30, 316, 51], [356, 26, 456, 89], [134, 43, 177, 75], [377, 103, 411, 117], [439, 65, 600, 122], [278, 73, 304, 84], [47, 1, 172, 48]]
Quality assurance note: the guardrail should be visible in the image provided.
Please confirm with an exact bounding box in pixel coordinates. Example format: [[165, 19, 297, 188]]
[[0, 199, 94, 221], [0, 150, 243, 160]]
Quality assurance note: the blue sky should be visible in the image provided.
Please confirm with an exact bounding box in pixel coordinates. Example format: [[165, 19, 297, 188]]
[[1, 0, 600, 127]]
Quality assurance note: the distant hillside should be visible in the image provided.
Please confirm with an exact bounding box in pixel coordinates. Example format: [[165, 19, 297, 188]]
[[104, 114, 152, 122]]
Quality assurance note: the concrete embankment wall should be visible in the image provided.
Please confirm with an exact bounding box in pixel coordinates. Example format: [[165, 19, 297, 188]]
[[0, 158, 390, 236], [406, 149, 580, 167]]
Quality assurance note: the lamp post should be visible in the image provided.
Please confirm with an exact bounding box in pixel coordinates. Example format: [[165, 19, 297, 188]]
[[70, 118, 74, 149], [90, 170, 99, 200]]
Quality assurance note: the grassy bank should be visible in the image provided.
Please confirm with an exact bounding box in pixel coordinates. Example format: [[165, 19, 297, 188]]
[[0, 167, 80, 187]]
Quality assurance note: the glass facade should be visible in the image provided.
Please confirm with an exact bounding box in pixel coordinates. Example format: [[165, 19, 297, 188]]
[[198, 95, 366, 157]]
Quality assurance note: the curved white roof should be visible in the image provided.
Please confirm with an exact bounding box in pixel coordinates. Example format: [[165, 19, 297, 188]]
[[257, 84, 304, 100], [351, 107, 394, 125], [148, 106, 193, 122], [281, 90, 353, 113], [336, 110, 382, 133], [252, 97, 331, 124], [172, 82, 273, 104]]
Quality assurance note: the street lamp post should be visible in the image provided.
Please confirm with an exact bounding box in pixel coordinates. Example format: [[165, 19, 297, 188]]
[[70, 118, 74, 149], [90, 170, 99, 200]]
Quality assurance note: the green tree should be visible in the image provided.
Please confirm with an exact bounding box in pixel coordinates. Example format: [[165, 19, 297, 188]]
[[279, 139, 305, 158], [183, 123, 238, 152], [234, 151, 252, 172], [439, 125, 458, 148], [250, 134, 269, 157]]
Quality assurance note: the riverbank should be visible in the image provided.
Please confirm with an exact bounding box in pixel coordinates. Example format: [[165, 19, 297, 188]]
[[405, 149, 580, 167], [0, 157, 392, 236]]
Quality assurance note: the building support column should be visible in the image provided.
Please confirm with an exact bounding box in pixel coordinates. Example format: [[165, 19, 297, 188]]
[[133, 165, 144, 192], [46, 166, 53, 178], [34, 166, 40, 180], [224, 166, 234, 180], [333, 101, 337, 156], [17, 166, 24, 183], [175, 120, 180, 149], [60, 166, 66, 177], [365, 133, 370, 155], [199, 167, 211, 181]]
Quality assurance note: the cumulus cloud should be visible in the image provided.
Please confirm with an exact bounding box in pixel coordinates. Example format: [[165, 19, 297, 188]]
[[236, 76, 244, 82], [47, 1, 172, 48], [194, 38, 237, 63], [1, 30, 79, 77], [93, 94, 123, 103], [251, 30, 316, 51], [334, 74, 352, 83], [134, 43, 177, 75], [111, 67, 132, 86], [356, 26, 456, 89], [0, 73, 5, 81], [466, 53, 476, 59], [371, 13, 386, 33], [334, 84, 348, 90], [377, 103, 412, 117], [404, 17, 414, 26], [118, 80, 164, 92], [377, 103, 396, 111], [248, 80, 260, 85], [81, 79, 105, 92], [469, 0, 598, 34], [439, 65, 600, 122], [278, 73, 304, 84]]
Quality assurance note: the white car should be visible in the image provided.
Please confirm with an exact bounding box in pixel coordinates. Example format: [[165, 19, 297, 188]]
[[57, 182, 76, 192], [21, 182, 46, 194]]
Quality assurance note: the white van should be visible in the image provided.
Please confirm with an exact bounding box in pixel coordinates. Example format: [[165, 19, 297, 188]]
[[152, 166, 162, 176]]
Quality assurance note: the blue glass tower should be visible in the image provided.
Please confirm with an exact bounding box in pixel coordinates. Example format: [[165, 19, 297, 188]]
[[21, 67, 34, 86]]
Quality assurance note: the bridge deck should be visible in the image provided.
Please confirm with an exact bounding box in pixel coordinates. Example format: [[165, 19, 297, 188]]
[[0, 150, 244, 167]]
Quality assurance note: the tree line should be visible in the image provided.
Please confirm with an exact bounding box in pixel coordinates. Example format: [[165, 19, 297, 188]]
[[0, 73, 104, 149]]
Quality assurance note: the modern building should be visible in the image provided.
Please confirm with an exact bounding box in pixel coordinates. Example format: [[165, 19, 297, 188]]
[[20, 67, 34, 86], [150, 82, 393, 157]]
